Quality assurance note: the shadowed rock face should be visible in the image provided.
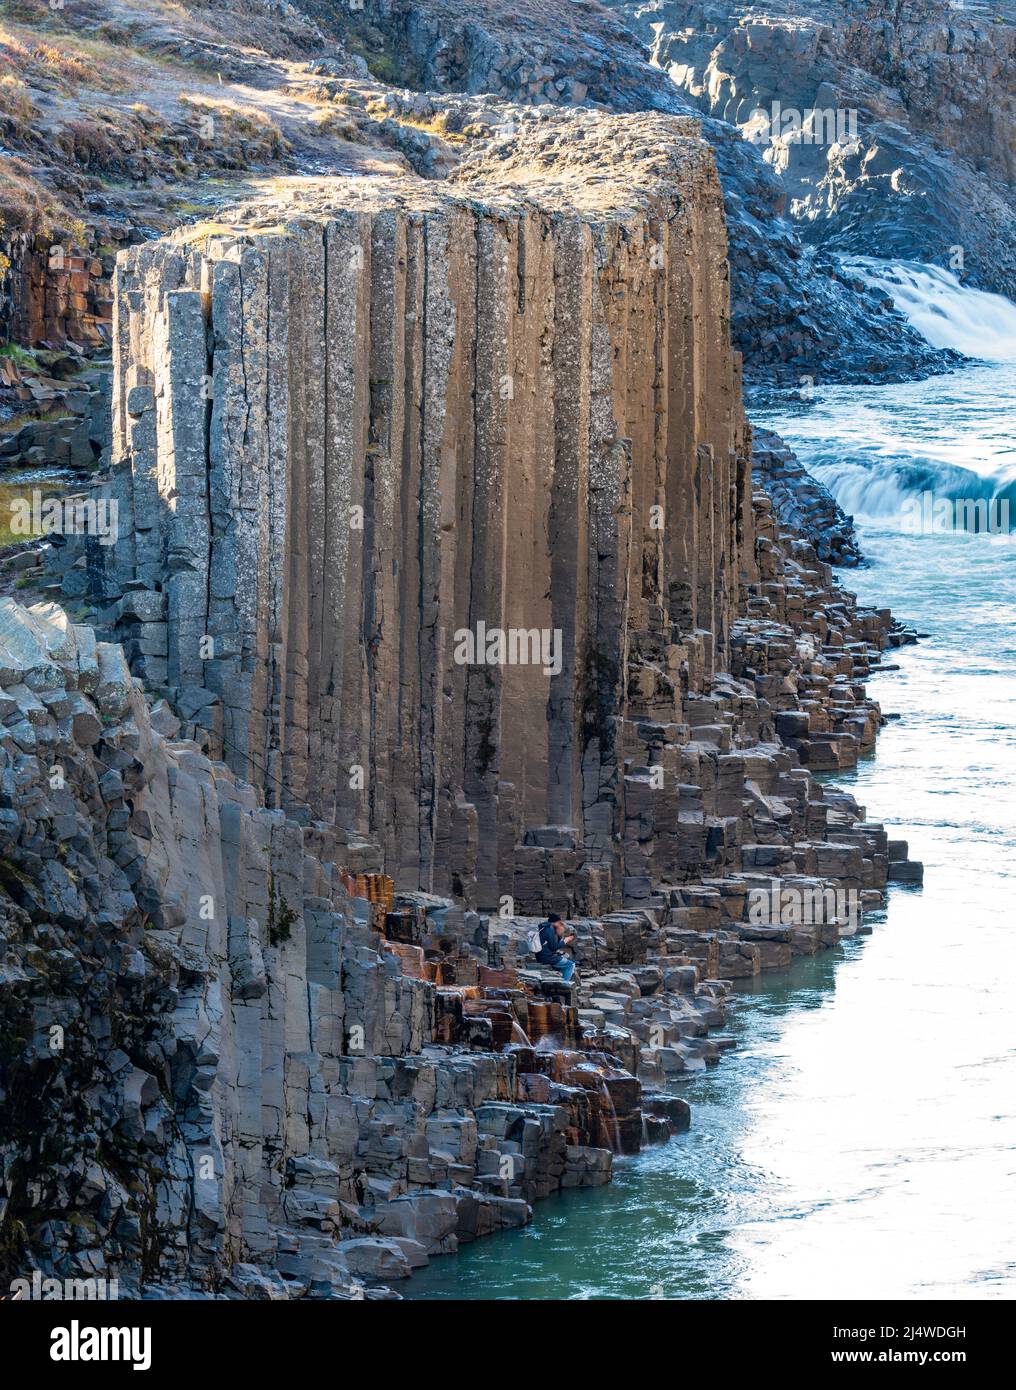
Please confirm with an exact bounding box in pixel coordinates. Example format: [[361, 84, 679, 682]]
[[100, 113, 753, 912], [0, 596, 423, 1293], [614, 0, 1016, 299]]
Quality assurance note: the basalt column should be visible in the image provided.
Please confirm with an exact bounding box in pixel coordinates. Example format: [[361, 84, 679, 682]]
[[107, 113, 753, 912]]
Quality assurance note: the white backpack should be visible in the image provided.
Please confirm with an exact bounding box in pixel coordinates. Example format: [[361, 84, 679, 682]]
[[527, 927, 544, 954]]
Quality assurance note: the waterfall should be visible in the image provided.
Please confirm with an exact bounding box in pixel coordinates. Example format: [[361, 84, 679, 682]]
[[806, 454, 1016, 531], [596, 1077, 623, 1155], [841, 258, 1016, 362], [754, 259, 1016, 532]]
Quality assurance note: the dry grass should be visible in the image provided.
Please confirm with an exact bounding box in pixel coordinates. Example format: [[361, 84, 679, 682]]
[[31, 39, 99, 86], [1, 2, 54, 21], [401, 114, 467, 144], [181, 93, 287, 140], [309, 107, 361, 142], [55, 112, 132, 171], [0, 470, 75, 550], [1, 406, 71, 433], [363, 103, 469, 146], [0, 72, 37, 126], [0, 23, 151, 96], [179, 93, 291, 158], [0, 155, 76, 238]]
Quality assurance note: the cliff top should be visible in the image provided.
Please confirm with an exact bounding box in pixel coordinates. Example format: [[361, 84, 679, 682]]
[[168, 110, 712, 239], [450, 110, 710, 215]]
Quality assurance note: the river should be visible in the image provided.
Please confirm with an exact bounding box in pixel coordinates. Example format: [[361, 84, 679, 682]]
[[405, 264, 1016, 1301]]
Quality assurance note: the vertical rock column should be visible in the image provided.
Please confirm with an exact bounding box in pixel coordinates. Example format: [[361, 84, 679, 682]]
[[108, 115, 753, 913], [547, 220, 592, 836]]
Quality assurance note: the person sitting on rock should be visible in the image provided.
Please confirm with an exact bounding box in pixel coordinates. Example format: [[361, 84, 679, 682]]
[[536, 912, 577, 984]]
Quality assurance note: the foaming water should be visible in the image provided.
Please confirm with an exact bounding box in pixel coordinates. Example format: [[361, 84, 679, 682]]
[[844, 258, 1016, 362], [771, 261, 1016, 520], [767, 362, 1016, 521], [406, 355, 1016, 1301]]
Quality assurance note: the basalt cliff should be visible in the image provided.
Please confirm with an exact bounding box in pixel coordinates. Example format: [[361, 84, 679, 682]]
[[0, 106, 925, 1299]]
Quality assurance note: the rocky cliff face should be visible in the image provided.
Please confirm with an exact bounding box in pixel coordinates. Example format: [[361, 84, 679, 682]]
[[616, 0, 1016, 299], [95, 114, 751, 913], [0, 0, 964, 405], [310, 0, 960, 382], [1, 104, 922, 1300], [0, 596, 428, 1293], [0, 494, 913, 1298]]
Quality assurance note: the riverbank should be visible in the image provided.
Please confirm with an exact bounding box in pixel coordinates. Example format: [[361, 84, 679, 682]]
[[0, 458, 921, 1296], [408, 517, 1016, 1298], [403, 353, 1016, 1301]]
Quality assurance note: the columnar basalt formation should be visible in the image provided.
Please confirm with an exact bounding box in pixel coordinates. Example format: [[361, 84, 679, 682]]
[[0, 231, 116, 352], [100, 113, 751, 914], [0, 490, 918, 1298], [1, 109, 923, 1300]]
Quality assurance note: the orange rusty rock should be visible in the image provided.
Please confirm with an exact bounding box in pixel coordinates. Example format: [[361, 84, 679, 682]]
[[381, 941, 426, 978], [478, 965, 519, 989]]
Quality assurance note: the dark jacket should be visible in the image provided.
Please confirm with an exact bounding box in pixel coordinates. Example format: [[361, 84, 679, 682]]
[[536, 921, 563, 964]]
